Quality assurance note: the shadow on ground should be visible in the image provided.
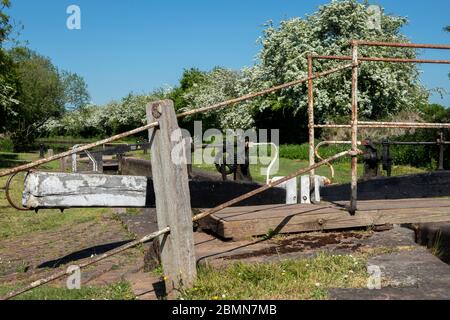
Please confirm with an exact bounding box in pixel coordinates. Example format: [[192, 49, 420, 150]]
[[38, 239, 133, 269]]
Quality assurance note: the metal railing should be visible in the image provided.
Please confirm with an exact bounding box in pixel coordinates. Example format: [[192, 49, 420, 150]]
[[307, 40, 450, 214]]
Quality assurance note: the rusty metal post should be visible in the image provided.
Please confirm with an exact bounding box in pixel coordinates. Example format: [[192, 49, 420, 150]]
[[307, 54, 316, 201], [315, 123, 450, 129], [353, 41, 450, 50], [350, 41, 359, 214], [312, 54, 450, 65]]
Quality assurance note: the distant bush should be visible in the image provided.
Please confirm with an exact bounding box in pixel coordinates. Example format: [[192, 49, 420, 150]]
[[279, 140, 445, 170], [385, 104, 450, 169], [279, 144, 309, 160], [386, 134, 441, 169], [279, 143, 350, 163], [39, 92, 166, 139], [0, 137, 14, 152]]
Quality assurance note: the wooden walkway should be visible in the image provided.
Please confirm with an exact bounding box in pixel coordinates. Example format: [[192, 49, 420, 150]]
[[199, 198, 450, 240]]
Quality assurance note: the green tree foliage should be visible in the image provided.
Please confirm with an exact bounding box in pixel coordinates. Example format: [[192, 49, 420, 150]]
[[60, 70, 90, 110], [41, 91, 166, 138], [0, 0, 11, 45], [0, 0, 19, 131], [169, 68, 207, 112], [181, 67, 254, 130], [420, 103, 450, 123], [246, 0, 428, 125], [168, 68, 214, 132], [7, 47, 66, 148], [6, 47, 90, 149], [386, 104, 450, 169], [0, 48, 19, 132]]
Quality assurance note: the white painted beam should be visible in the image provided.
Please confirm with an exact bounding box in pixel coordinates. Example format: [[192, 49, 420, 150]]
[[23, 171, 148, 209]]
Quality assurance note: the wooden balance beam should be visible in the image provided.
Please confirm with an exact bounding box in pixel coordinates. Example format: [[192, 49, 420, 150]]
[[21, 171, 286, 209], [198, 199, 450, 240]]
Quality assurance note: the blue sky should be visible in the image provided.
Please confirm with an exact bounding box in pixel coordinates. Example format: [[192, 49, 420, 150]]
[[5, 0, 450, 106]]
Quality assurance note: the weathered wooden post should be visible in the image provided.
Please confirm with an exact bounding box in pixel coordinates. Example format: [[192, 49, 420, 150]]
[[143, 139, 149, 155], [93, 153, 103, 173], [184, 136, 193, 178], [438, 132, 445, 171], [146, 100, 196, 296], [59, 157, 66, 172], [39, 144, 45, 159]]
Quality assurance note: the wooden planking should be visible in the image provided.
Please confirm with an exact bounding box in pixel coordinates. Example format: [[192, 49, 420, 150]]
[[334, 198, 450, 211], [119, 157, 153, 177], [200, 199, 450, 239], [209, 203, 341, 222], [208, 198, 450, 223]]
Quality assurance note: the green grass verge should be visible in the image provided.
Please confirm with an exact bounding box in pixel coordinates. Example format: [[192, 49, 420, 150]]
[[194, 157, 427, 185], [182, 252, 367, 300], [0, 152, 61, 171], [0, 282, 135, 300]]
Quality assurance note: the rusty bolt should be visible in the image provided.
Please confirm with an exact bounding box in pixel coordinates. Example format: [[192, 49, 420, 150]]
[[318, 218, 325, 226], [152, 103, 163, 119]]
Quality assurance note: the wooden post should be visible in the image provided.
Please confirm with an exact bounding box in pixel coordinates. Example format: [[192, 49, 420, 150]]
[[39, 144, 45, 159], [438, 132, 445, 171], [93, 153, 103, 173], [184, 136, 193, 178], [146, 100, 196, 295], [59, 157, 65, 172]]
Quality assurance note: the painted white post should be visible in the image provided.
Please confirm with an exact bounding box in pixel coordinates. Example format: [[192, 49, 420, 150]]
[[270, 176, 298, 204], [300, 175, 311, 204]]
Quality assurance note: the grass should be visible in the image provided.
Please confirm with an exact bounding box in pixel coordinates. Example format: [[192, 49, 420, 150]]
[[431, 230, 444, 260], [182, 246, 415, 300], [0, 282, 135, 300], [0, 152, 61, 171], [125, 208, 143, 216], [0, 170, 111, 241], [182, 252, 368, 300], [194, 156, 427, 185]]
